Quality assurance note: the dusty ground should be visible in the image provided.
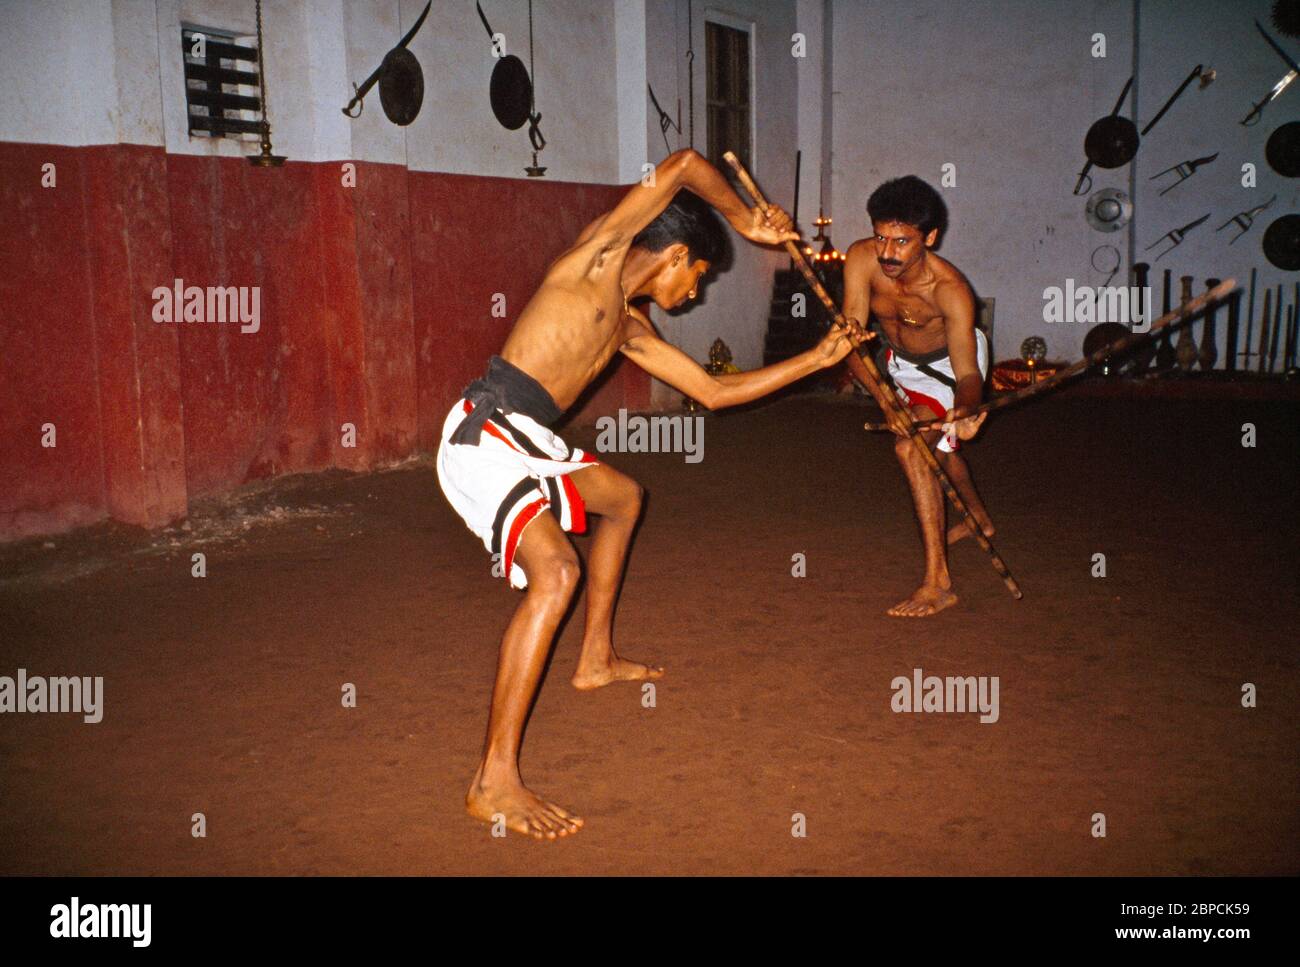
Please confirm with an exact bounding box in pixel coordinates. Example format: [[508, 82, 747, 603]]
[[1, 391, 1296, 875]]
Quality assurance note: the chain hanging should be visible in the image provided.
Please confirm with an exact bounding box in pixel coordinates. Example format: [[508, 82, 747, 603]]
[[524, 0, 547, 176], [248, 0, 285, 166]]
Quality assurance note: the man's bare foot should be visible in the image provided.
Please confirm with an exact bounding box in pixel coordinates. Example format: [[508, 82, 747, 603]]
[[947, 519, 995, 546], [887, 584, 958, 618], [571, 655, 665, 691], [466, 775, 584, 840]]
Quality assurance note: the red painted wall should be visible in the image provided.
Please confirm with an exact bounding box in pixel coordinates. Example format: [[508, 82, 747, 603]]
[[0, 142, 650, 540]]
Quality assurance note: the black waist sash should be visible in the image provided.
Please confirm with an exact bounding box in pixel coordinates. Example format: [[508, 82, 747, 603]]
[[450, 355, 563, 446], [868, 323, 958, 390]]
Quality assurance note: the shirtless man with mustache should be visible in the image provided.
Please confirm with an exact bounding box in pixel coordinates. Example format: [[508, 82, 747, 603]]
[[842, 175, 993, 618]]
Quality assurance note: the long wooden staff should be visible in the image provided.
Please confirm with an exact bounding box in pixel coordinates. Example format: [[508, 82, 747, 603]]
[[722, 152, 1023, 600], [886, 279, 1236, 432]]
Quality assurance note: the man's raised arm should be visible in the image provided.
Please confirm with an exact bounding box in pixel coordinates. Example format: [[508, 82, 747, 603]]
[[594, 149, 799, 252]]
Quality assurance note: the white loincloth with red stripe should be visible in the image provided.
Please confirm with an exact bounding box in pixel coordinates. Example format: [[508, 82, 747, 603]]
[[885, 329, 989, 453], [437, 399, 597, 590]]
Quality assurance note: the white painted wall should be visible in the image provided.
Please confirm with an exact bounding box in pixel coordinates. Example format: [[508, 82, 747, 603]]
[[0, 0, 119, 146], [302, 0, 351, 162], [615, 0, 649, 183]]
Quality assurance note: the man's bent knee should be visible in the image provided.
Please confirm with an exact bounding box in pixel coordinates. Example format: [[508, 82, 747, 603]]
[[622, 480, 644, 517], [515, 519, 581, 599], [894, 435, 917, 460], [603, 474, 643, 522], [532, 551, 580, 597]]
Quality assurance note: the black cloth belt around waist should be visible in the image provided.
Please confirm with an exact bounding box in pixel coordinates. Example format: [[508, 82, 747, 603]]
[[864, 323, 958, 390], [450, 355, 563, 446]]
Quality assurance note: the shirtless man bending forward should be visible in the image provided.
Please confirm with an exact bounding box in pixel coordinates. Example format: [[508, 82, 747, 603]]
[[842, 176, 994, 618], [436, 149, 865, 838]]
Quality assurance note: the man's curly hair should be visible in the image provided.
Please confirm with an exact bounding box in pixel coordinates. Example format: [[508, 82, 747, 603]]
[[867, 176, 948, 236]]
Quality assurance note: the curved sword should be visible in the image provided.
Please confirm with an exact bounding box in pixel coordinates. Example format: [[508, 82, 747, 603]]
[[1242, 20, 1299, 125]]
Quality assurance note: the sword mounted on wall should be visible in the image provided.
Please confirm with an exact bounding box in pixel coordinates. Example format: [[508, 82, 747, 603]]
[[1242, 19, 1299, 125]]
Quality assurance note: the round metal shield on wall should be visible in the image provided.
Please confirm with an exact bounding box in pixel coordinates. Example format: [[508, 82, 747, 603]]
[[378, 47, 424, 126], [1263, 214, 1300, 271], [1085, 188, 1133, 232], [1266, 121, 1300, 177], [490, 55, 533, 130]]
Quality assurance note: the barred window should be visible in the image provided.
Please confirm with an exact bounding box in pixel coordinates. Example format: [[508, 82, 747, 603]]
[[182, 25, 262, 140]]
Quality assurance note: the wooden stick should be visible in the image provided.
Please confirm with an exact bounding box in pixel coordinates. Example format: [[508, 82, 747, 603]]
[[1269, 284, 1283, 373], [907, 278, 1237, 430], [1285, 307, 1296, 371], [1259, 289, 1273, 375], [1242, 267, 1257, 367], [721, 151, 1023, 600]]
